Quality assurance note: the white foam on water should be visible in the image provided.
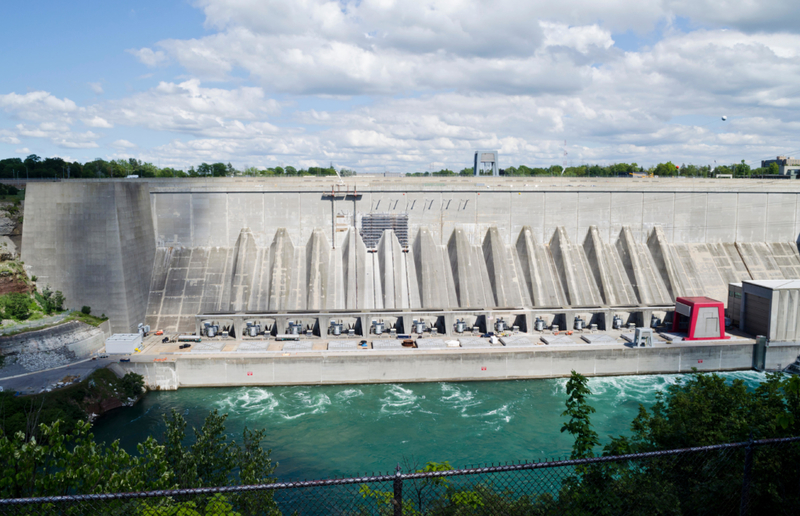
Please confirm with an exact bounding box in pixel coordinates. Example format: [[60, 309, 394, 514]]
[[279, 390, 332, 416], [280, 412, 307, 420], [551, 371, 769, 406], [379, 384, 422, 415], [129, 405, 155, 423], [440, 384, 481, 412], [334, 388, 364, 402], [217, 388, 281, 416]]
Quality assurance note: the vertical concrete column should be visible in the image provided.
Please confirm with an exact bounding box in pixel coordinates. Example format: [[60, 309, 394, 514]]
[[275, 316, 288, 335], [443, 313, 456, 336], [401, 314, 413, 335], [359, 315, 371, 337], [195, 318, 202, 336], [523, 311, 534, 333], [638, 310, 653, 328], [603, 310, 613, 331], [233, 318, 244, 340]]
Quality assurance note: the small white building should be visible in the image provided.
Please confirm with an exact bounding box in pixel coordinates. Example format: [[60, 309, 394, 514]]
[[105, 333, 143, 354], [740, 280, 800, 343]]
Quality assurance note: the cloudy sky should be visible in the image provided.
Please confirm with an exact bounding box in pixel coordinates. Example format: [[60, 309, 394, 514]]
[[1, 0, 799, 173]]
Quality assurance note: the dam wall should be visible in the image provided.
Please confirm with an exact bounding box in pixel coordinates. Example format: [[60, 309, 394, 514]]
[[149, 179, 800, 248], [19, 178, 800, 334], [21, 182, 155, 333]]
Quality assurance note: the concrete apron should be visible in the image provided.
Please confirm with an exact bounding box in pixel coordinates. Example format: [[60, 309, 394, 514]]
[[119, 342, 800, 391]]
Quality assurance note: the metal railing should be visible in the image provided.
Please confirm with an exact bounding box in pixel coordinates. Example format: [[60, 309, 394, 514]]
[[1, 436, 798, 515]]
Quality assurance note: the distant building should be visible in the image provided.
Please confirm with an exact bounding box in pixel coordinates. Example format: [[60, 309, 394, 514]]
[[474, 150, 499, 176], [761, 156, 800, 177]]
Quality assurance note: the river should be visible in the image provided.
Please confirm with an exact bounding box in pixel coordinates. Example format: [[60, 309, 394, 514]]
[[92, 371, 765, 480]]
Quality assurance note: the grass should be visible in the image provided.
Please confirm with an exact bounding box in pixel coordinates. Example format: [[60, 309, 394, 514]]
[[69, 311, 108, 327], [0, 193, 24, 203], [0, 310, 107, 337]]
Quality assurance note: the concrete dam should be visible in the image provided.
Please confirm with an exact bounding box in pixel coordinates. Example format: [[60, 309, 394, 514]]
[[20, 177, 800, 336]]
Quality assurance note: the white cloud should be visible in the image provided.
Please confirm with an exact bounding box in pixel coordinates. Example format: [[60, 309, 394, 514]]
[[82, 116, 113, 128], [0, 91, 77, 122], [540, 22, 614, 53], [88, 82, 104, 94], [111, 139, 137, 149], [4, 0, 800, 171], [127, 47, 169, 67], [15, 148, 29, 154], [87, 79, 281, 138], [0, 129, 20, 145]]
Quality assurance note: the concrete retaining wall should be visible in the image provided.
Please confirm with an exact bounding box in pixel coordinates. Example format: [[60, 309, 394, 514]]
[[0, 320, 106, 359], [21, 182, 155, 333], [121, 343, 800, 390]]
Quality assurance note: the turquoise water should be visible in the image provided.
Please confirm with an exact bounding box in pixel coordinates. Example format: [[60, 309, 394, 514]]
[[93, 372, 765, 481]]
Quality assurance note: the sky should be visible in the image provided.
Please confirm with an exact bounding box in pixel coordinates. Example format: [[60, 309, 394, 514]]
[[1, 0, 799, 174]]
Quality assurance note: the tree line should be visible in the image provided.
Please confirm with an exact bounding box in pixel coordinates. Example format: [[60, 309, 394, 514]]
[[0, 155, 358, 179], [0, 154, 781, 181], [408, 159, 778, 178]]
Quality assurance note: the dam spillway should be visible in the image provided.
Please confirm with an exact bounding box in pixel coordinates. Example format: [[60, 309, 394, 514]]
[[20, 177, 800, 334]]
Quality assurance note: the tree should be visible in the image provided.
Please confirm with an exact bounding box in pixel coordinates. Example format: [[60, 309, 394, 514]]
[[735, 159, 751, 177], [197, 163, 212, 176], [37, 285, 65, 314], [0, 410, 280, 513], [2, 292, 31, 320], [211, 163, 227, 177], [561, 370, 600, 459], [653, 161, 678, 177]]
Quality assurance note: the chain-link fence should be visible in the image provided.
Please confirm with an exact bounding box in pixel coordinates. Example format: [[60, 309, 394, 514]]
[[1, 436, 798, 515]]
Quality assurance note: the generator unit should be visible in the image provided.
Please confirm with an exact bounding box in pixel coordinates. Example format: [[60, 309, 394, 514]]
[[671, 296, 728, 341]]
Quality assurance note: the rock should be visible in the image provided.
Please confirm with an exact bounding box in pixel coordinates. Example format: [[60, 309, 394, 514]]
[[0, 216, 15, 236], [99, 397, 123, 412], [0, 236, 16, 257]]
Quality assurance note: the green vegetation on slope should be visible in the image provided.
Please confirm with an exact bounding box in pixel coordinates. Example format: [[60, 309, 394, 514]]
[[0, 409, 279, 514], [0, 368, 143, 439]]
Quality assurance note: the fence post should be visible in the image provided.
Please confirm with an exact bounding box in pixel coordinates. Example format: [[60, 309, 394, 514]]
[[393, 463, 403, 516], [739, 436, 754, 516]]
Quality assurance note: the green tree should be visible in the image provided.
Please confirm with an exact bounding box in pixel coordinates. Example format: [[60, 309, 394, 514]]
[[0, 420, 173, 499], [211, 163, 228, 177], [2, 292, 31, 320], [561, 370, 600, 459]]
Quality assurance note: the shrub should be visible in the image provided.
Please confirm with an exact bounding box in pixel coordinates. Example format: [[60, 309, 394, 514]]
[[1, 293, 30, 320], [119, 372, 145, 398], [81, 306, 91, 315]]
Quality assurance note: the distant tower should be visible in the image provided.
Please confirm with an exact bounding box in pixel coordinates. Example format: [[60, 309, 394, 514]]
[[562, 140, 568, 175], [473, 150, 499, 176]]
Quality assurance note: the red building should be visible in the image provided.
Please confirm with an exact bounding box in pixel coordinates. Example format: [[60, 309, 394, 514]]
[[672, 296, 728, 341]]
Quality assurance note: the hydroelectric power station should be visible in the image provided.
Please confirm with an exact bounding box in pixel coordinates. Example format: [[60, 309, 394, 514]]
[[19, 176, 800, 389]]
